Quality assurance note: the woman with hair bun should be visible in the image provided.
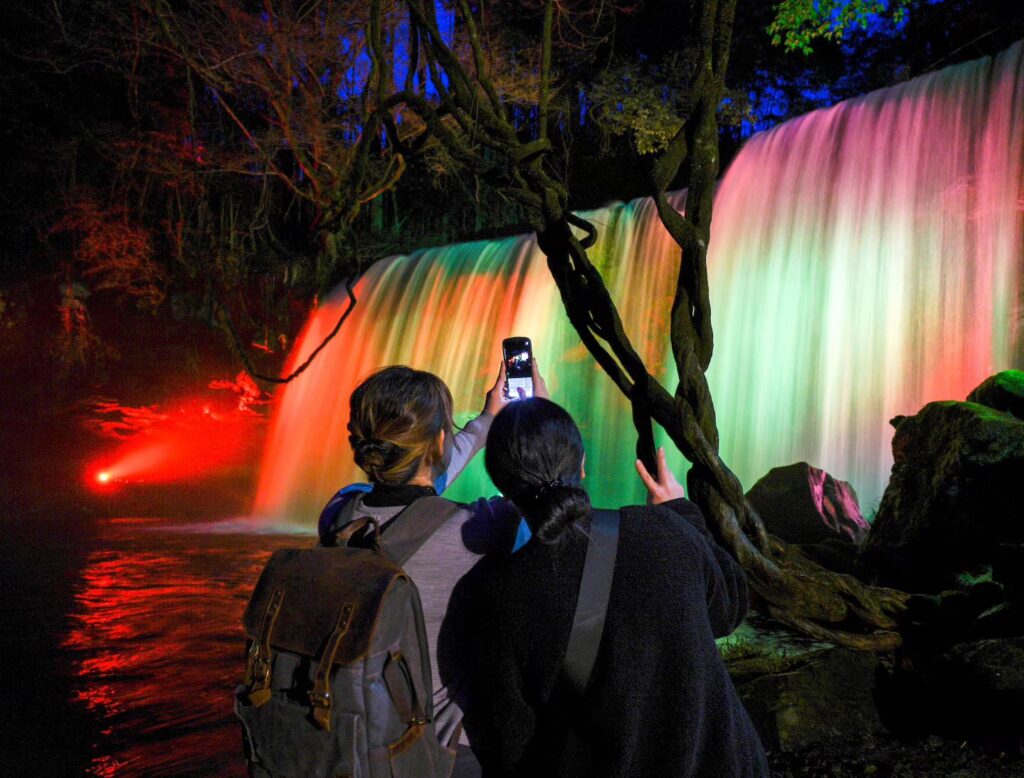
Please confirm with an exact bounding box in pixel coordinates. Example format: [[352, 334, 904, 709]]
[[452, 398, 768, 777], [317, 361, 547, 776]]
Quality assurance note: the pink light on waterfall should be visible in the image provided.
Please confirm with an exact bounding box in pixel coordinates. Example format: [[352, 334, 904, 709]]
[[253, 42, 1024, 525], [707, 41, 1024, 511]]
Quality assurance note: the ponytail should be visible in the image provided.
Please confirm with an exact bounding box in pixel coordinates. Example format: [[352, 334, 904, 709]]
[[484, 398, 589, 545], [519, 479, 591, 544]]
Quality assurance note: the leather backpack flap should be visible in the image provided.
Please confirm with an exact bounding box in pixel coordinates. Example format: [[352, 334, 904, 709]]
[[242, 546, 407, 665]]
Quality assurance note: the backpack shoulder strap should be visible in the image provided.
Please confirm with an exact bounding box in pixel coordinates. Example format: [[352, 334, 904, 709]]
[[318, 487, 370, 546], [380, 495, 465, 567], [561, 508, 621, 695]]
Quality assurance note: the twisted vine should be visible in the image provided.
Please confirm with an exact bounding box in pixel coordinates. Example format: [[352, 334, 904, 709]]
[[403, 0, 910, 650]]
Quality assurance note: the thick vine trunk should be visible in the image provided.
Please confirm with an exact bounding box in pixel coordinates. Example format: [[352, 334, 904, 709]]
[[402, 0, 911, 649], [535, 224, 909, 651]]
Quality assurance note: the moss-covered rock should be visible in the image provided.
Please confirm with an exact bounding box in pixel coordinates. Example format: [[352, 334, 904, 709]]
[[967, 370, 1024, 420], [877, 637, 1024, 743], [864, 397, 1024, 592], [727, 647, 882, 752]]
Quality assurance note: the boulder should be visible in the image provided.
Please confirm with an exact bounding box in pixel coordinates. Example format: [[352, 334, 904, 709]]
[[900, 582, 1013, 650], [967, 370, 1024, 420], [727, 647, 882, 752], [746, 462, 869, 545], [864, 399, 1024, 592]]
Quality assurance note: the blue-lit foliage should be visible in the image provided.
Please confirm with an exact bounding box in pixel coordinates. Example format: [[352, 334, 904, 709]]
[[738, 0, 935, 139]]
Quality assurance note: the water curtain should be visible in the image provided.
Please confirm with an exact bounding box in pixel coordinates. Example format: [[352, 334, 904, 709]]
[[254, 42, 1023, 524]]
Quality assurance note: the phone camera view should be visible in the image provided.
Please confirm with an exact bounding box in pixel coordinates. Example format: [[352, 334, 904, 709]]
[[506, 350, 531, 377], [503, 341, 534, 400]]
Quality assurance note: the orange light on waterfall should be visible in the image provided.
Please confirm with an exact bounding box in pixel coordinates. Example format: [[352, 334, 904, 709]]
[[97, 471, 111, 483]]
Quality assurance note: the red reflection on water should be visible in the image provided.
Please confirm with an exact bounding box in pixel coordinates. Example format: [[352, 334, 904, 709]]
[[62, 523, 301, 775]]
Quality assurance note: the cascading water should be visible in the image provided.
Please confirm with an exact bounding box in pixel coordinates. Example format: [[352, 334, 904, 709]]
[[254, 42, 1024, 524], [709, 41, 1024, 514], [252, 196, 687, 521]]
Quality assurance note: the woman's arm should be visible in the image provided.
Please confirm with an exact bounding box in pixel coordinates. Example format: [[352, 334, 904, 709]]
[[659, 499, 750, 637], [438, 412, 493, 491], [636, 449, 750, 636], [440, 359, 549, 492]]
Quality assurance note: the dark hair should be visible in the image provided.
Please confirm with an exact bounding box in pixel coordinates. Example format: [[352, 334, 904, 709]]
[[348, 366, 454, 485], [484, 398, 590, 544]]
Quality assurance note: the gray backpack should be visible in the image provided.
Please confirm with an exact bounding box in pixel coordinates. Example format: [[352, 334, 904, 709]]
[[235, 497, 463, 778]]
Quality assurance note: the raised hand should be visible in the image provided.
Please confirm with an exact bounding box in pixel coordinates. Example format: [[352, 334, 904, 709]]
[[484, 361, 513, 416], [635, 447, 686, 504]]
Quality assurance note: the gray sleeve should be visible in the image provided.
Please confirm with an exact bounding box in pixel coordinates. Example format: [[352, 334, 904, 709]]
[[443, 412, 494, 487]]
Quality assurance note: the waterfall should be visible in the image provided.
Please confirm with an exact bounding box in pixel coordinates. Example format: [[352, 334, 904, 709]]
[[253, 42, 1024, 524]]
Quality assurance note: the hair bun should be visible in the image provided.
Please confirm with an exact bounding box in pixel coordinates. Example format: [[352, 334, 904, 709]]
[[350, 435, 397, 475]]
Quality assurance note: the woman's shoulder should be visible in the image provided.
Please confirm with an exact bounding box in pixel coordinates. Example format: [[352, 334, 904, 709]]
[[618, 499, 712, 549], [447, 495, 524, 555]]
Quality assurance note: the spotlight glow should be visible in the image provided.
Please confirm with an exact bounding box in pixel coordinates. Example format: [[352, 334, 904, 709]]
[[86, 393, 265, 494]]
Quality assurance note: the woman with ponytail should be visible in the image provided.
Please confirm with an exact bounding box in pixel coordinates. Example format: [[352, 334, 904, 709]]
[[452, 398, 768, 777]]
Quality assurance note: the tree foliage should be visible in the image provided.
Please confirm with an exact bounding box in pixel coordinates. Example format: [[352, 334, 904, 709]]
[[51, 195, 166, 309], [768, 0, 911, 54]]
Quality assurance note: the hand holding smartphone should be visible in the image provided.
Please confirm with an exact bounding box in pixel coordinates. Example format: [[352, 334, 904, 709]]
[[502, 337, 534, 400]]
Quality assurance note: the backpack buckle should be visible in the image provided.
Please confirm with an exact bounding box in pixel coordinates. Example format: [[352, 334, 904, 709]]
[[310, 689, 332, 708], [310, 603, 355, 732], [246, 589, 284, 707]]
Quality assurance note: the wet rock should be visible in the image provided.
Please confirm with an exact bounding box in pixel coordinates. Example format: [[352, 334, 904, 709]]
[[864, 398, 1024, 592], [902, 582, 1011, 647], [727, 647, 882, 752], [973, 601, 1024, 640], [967, 370, 1024, 420], [950, 638, 1024, 700], [746, 462, 869, 546]]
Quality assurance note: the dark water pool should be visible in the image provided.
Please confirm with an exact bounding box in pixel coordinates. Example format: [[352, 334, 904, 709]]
[[1, 513, 828, 777], [2, 514, 308, 777]]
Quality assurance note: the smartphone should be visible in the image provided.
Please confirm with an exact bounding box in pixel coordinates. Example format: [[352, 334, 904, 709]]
[[502, 337, 534, 400]]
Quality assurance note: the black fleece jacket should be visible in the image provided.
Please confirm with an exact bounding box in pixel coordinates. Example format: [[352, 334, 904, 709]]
[[439, 498, 768, 778]]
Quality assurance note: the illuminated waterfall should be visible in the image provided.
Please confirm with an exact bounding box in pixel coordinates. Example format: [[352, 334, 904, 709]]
[[254, 42, 1023, 523]]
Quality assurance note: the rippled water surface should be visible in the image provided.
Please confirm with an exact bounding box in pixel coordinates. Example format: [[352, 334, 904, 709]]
[[2, 513, 825, 777], [2, 515, 306, 777]]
